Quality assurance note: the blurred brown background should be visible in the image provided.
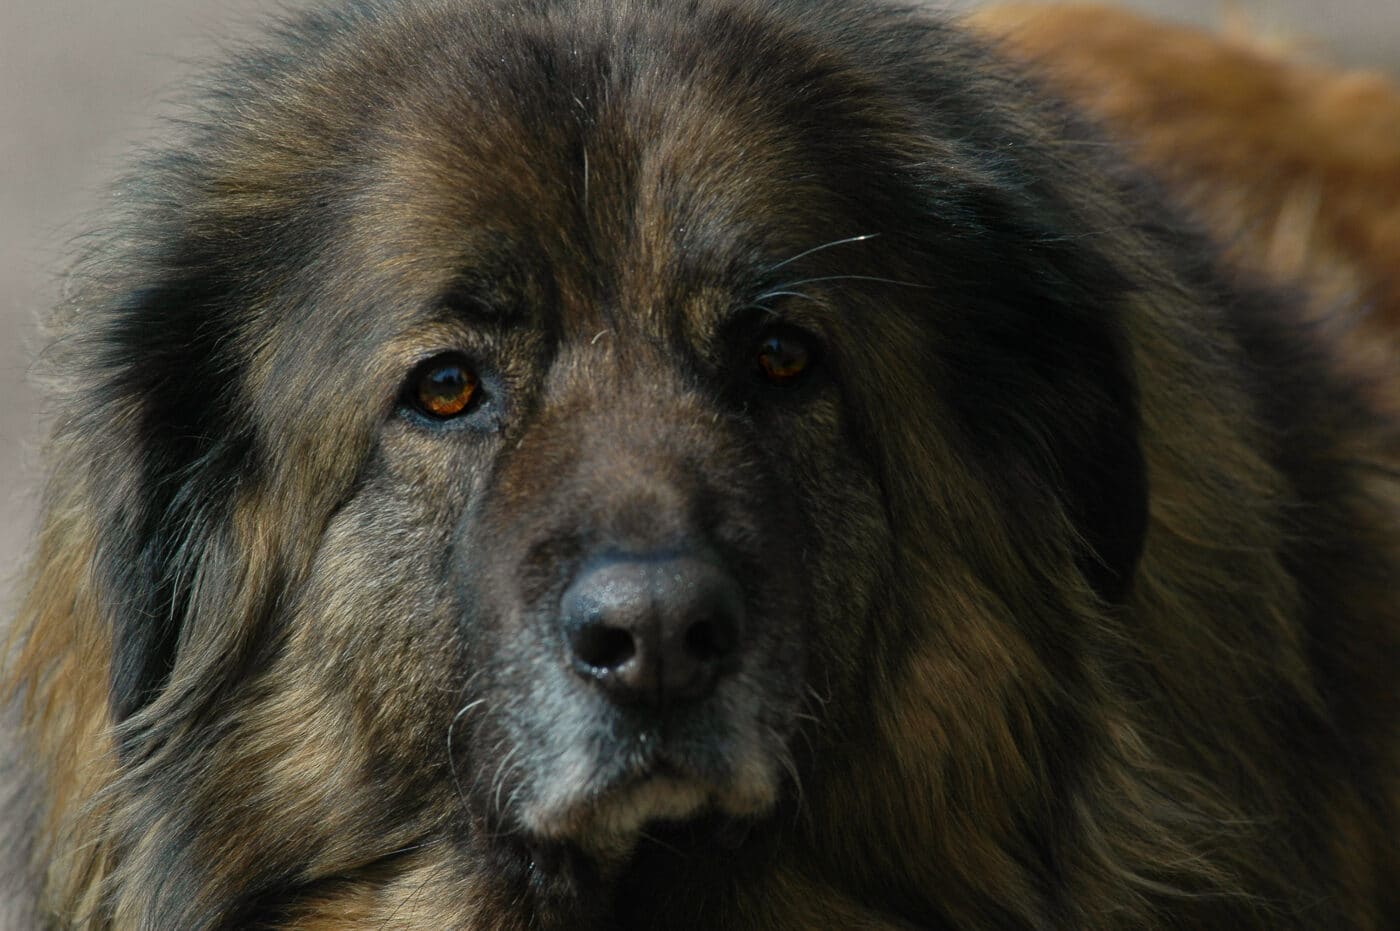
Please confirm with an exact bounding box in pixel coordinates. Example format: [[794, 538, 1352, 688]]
[[2, 0, 1398, 595]]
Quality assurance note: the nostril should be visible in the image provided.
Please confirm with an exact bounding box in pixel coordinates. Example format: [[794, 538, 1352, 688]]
[[571, 623, 636, 672]]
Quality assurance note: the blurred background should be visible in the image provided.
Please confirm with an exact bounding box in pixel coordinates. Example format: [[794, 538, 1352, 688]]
[[2, 0, 1398, 592]]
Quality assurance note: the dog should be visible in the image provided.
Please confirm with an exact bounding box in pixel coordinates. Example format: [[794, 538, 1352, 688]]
[[6, 0, 1398, 927]]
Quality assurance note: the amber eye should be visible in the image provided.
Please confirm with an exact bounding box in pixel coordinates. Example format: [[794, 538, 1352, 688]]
[[409, 354, 479, 419], [756, 331, 814, 385]]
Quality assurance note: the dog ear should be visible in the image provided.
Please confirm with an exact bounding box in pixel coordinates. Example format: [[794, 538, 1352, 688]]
[[84, 274, 257, 733], [932, 221, 1149, 605]]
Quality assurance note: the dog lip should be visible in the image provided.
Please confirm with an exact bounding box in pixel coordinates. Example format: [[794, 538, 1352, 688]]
[[524, 754, 719, 851], [579, 741, 729, 811], [606, 738, 697, 782]]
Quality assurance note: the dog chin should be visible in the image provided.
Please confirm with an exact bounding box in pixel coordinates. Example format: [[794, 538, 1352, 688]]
[[521, 751, 781, 861]]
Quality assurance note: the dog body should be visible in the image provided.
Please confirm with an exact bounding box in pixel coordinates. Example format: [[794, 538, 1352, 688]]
[[6, 1, 1399, 928]]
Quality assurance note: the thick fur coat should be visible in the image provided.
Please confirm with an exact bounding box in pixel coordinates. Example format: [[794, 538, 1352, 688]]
[[6, 1, 1399, 928]]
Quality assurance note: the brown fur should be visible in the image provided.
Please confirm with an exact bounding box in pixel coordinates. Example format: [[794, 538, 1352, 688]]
[[5, 1, 1399, 928]]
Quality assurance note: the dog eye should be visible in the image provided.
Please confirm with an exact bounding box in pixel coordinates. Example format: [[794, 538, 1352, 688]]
[[407, 354, 479, 419], [756, 329, 816, 386]]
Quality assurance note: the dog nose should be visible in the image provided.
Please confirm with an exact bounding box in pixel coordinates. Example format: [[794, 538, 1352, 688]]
[[561, 554, 745, 705]]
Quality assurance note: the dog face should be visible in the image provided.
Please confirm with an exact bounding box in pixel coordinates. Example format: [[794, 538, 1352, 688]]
[[271, 7, 916, 861], [352, 118, 876, 855]]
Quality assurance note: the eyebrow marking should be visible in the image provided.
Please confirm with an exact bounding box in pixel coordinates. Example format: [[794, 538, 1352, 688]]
[[438, 272, 530, 328]]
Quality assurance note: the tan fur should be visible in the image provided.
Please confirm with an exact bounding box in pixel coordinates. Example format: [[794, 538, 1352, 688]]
[[7, 492, 116, 925]]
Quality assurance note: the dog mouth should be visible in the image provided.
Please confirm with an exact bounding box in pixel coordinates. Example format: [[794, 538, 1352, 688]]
[[517, 725, 784, 861]]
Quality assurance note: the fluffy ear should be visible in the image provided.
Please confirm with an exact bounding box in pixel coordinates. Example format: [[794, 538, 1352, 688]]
[[933, 222, 1149, 604], [82, 274, 257, 732]]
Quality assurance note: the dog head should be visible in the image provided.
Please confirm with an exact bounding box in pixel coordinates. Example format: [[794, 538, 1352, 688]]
[[51, 0, 1147, 921]]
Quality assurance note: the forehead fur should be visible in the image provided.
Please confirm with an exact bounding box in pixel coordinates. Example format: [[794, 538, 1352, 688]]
[[219, 1, 914, 323], [157, 0, 970, 468]]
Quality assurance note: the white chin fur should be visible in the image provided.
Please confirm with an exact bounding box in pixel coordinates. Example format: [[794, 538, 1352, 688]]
[[522, 752, 780, 860]]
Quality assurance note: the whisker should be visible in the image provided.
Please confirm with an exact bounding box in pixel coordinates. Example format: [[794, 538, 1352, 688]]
[[765, 233, 880, 271], [446, 699, 486, 811], [491, 745, 524, 819], [769, 726, 805, 815], [383, 839, 441, 858], [744, 291, 816, 310], [770, 273, 931, 291]]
